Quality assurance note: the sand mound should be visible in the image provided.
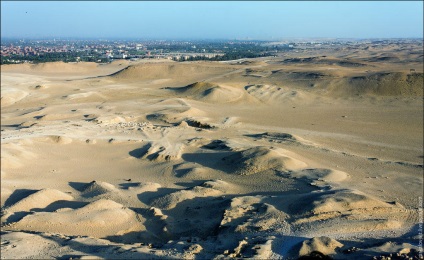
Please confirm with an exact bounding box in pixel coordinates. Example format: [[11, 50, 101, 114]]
[[275, 56, 367, 67], [173, 163, 208, 178], [152, 188, 197, 209], [221, 146, 307, 175], [1, 61, 99, 74], [202, 139, 232, 150], [365, 54, 401, 63], [81, 181, 119, 197], [151, 180, 229, 209], [335, 72, 423, 96], [168, 82, 244, 103], [220, 196, 290, 236], [2, 189, 74, 219], [298, 236, 344, 257], [368, 241, 422, 258], [1, 88, 29, 107], [150, 182, 236, 240], [135, 142, 185, 162], [264, 69, 333, 82], [110, 63, 232, 82], [31, 62, 98, 73], [245, 84, 308, 103], [309, 189, 402, 214], [176, 120, 189, 128], [146, 98, 205, 124], [200, 180, 233, 192], [155, 201, 230, 241], [290, 168, 349, 183], [90, 183, 161, 213], [10, 199, 143, 238], [290, 189, 408, 231], [264, 68, 423, 97], [78, 181, 145, 205], [245, 84, 284, 102]]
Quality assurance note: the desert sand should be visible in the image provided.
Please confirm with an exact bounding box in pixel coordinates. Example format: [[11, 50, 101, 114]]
[[1, 43, 423, 259]]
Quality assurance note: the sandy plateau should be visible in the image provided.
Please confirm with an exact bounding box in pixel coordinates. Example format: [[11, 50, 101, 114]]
[[1, 44, 423, 259]]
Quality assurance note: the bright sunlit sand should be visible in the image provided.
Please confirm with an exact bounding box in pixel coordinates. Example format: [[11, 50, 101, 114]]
[[1, 1, 423, 259]]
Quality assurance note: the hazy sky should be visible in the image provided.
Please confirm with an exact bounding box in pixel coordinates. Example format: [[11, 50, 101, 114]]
[[1, 1, 423, 39]]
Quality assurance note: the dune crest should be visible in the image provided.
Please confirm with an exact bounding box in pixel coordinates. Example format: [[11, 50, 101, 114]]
[[110, 63, 234, 82], [151, 180, 230, 209], [168, 82, 244, 103]]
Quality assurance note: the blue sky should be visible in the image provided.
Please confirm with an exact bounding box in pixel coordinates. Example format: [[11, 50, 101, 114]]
[[1, 1, 423, 39]]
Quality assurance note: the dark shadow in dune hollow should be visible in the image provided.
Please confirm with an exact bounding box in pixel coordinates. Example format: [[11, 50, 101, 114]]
[[3, 189, 38, 207]]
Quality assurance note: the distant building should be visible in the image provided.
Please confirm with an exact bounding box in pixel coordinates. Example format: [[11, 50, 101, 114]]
[[115, 53, 127, 59], [100, 53, 113, 59]]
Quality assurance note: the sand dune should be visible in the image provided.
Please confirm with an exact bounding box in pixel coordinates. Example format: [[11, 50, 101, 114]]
[[1, 61, 128, 77], [145, 98, 207, 125], [2, 189, 74, 221], [270, 56, 369, 68], [1, 61, 98, 73], [298, 236, 344, 257], [151, 180, 230, 209], [340, 72, 424, 96], [290, 168, 349, 183], [8, 199, 143, 238], [245, 84, 311, 103], [81, 181, 120, 197], [1, 44, 423, 259], [172, 163, 208, 178], [110, 63, 235, 83], [288, 188, 409, 235], [135, 141, 185, 162], [167, 82, 244, 103], [221, 146, 307, 175], [220, 195, 291, 236]]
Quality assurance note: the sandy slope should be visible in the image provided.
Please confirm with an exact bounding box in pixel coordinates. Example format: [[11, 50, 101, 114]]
[[1, 44, 423, 259]]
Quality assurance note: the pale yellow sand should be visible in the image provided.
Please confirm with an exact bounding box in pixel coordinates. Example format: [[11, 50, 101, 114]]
[[1, 44, 423, 259]]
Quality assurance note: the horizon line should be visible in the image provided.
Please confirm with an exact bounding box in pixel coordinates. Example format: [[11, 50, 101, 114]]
[[2, 36, 423, 41]]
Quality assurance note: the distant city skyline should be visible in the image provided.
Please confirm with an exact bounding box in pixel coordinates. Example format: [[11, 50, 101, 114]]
[[1, 1, 423, 40]]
